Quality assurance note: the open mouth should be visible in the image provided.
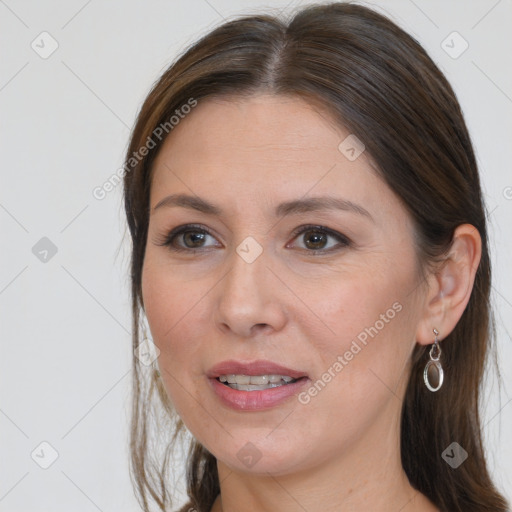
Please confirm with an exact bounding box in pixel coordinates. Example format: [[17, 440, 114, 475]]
[[217, 374, 301, 391]]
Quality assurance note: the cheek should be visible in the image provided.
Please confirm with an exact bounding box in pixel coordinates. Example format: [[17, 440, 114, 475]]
[[141, 259, 213, 427], [304, 258, 418, 389], [291, 282, 416, 455], [141, 257, 205, 370]]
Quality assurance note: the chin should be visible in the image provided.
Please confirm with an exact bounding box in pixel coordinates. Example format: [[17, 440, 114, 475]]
[[211, 434, 318, 477]]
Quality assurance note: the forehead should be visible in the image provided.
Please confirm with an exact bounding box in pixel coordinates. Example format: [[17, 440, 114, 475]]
[[158, 94, 345, 160], [156, 95, 351, 177], [149, 94, 403, 226]]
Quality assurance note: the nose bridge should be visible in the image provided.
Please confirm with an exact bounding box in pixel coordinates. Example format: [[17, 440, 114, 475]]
[[215, 240, 285, 336], [224, 242, 269, 305]]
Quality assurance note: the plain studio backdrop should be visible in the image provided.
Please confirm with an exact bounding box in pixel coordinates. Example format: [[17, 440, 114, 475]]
[[1, 0, 511, 510]]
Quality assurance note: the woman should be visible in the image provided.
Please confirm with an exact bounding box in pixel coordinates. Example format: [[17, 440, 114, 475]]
[[123, 3, 509, 511]]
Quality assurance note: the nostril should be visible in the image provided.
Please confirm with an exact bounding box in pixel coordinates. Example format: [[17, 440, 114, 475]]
[[251, 323, 272, 335]]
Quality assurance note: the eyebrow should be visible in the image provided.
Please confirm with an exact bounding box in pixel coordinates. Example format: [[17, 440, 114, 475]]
[[152, 193, 373, 221]]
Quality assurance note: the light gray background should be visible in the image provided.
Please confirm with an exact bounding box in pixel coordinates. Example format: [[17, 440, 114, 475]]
[[1, 0, 511, 510]]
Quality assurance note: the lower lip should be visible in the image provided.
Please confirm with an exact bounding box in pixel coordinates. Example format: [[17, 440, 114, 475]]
[[209, 377, 309, 411]]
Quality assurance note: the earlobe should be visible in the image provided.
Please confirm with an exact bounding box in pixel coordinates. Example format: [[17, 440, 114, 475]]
[[416, 223, 482, 346]]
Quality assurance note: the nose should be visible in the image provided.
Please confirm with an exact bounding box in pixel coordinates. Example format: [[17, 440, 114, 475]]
[[214, 246, 287, 338]]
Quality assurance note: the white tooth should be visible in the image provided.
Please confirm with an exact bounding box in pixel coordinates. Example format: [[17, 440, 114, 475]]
[[230, 383, 280, 391], [220, 374, 297, 389], [249, 375, 269, 385]]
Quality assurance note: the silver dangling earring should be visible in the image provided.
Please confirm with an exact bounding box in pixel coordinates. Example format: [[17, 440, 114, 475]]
[[423, 328, 443, 392]]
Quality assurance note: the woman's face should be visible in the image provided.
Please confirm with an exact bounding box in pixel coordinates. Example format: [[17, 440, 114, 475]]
[[142, 94, 427, 476]]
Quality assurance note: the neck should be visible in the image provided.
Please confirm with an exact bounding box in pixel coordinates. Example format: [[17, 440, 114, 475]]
[[210, 408, 438, 512], [214, 458, 415, 512]]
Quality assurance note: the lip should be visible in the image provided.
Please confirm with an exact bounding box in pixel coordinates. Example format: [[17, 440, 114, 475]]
[[207, 359, 308, 379], [207, 359, 309, 411]]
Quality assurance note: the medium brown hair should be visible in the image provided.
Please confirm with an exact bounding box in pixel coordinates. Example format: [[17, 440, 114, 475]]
[[123, 3, 509, 511]]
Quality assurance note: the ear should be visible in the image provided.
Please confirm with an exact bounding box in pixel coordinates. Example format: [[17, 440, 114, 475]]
[[415, 224, 482, 345]]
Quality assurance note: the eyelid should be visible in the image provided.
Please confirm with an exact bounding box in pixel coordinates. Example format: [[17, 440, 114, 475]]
[[155, 223, 222, 251], [287, 224, 351, 252], [155, 223, 351, 253]]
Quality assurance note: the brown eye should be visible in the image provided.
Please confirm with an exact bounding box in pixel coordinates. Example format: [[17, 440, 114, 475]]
[[182, 230, 207, 248], [289, 225, 351, 253], [303, 230, 329, 250], [156, 224, 221, 252]]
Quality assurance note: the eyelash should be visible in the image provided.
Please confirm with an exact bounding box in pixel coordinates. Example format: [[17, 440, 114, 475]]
[[155, 223, 351, 254]]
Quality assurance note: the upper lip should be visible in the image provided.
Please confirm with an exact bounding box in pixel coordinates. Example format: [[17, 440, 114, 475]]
[[207, 360, 308, 379]]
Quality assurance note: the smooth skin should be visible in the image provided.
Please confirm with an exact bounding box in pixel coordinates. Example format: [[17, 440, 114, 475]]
[[141, 94, 481, 512]]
